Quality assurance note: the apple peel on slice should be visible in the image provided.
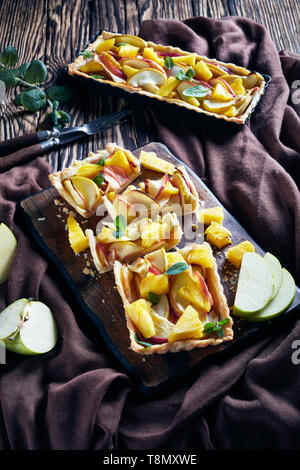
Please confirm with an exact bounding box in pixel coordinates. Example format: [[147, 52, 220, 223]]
[[0, 223, 18, 285]]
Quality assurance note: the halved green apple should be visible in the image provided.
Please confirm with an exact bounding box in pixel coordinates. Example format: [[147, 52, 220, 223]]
[[0, 223, 18, 285], [0, 299, 58, 355]]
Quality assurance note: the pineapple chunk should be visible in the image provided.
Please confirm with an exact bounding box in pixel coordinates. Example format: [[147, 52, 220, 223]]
[[229, 77, 246, 95], [123, 64, 139, 78], [78, 58, 104, 74], [158, 77, 180, 97], [186, 244, 214, 268], [141, 222, 168, 249], [67, 214, 89, 254], [211, 83, 233, 102], [118, 44, 139, 58], [197, 206, 224, 225], [140, 150, 176, 175], [194, 60, 213, 82], [143, 47, 165, 67], [160, 181, 179, 197], [95, 38, 115, 53], [76, 163, 102, 179], [205, 222, 232, 249], [140, 273, 169, 298], [223, 106, 238, 117], [173, 54, 196, 66], [166, 251, 186, 267], [105, 150, 130, 173], [168, 305, 203, 343], [226, 240, 255, 268], [178, 280, 211, 312], [126, 299, 155, 339], [107, 191, 115, 203]]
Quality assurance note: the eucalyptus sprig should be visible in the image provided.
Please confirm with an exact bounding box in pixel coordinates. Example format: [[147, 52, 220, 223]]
[[0, 45, 73, 128]]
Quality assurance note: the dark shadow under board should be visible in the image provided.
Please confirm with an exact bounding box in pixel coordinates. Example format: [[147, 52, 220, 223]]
[[19, 142, 300, 396]]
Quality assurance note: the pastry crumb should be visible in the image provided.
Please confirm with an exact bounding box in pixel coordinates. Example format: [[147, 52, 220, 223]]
[[83, 267, 90, 275], [38, 217, 45, 221]]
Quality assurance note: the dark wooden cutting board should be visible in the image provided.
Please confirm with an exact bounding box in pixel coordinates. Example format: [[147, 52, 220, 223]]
[[19, 142, 300, 395]]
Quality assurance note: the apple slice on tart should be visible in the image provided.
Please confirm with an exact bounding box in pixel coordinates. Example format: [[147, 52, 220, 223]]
[[49, 143, 141, 218], [113, 242, 233, 354], [86, 213, 183, 274]]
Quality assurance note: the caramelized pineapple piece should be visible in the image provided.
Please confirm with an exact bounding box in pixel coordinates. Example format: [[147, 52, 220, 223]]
[[123, 64, 139, 78], [173, 54, 196, 66], [160, 181, 179, 198], [205, 222, 232, 249], [76, 163, 102, 179], [140, 273, 169, 298], [166, 251, 186, 267], [194, 60, 213, 82], [141, 221, 168, 249], [226, 240, 255, 268], [185, 244, 214, 268], [158, 77, 180, 97], [67, 214, 89, 254], [178, 279, 211, 312], [105, 150, 130, 173], [211, 83, 233, 102], [140, 151, 176, 175], [126, 299, 155, 339], [95, 38, 115, 53], [197, 206, 224, 225], [168, 305, 203, 343], [78, 58, 104, 74], [107, 191, 115, 203], [143, 47, 165, 67], [118, 44, 139, 58]]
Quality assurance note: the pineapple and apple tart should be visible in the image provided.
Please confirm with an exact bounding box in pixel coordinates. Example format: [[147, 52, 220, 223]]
[[114, 243, 233, 354], [48, 143, 141, 218], [103, 161, 199, 222], [86, 213, 183, 274], [68, 31, 266, 124]]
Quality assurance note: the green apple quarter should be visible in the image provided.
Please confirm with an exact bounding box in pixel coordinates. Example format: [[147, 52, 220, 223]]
[[233, 252, 274, 318], [248, 268, 296, 322]]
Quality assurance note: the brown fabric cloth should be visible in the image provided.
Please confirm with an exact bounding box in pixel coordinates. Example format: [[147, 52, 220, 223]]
[[0, 16, 299, 450]]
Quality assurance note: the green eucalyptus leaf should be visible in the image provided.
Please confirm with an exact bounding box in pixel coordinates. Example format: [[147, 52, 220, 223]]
[[147, 292, 160, 306], [93, 174, 104, 187], [15, 62, 30, 78], [57, 110, 71, 125], [165, 262, 188, 276], [14, 92, 23, 105], [24, 60, 47, 84], [45, 110, 58, 129], [113, 214, 127, 239], [80, 50, 93, 59], [218, 318, 229, 326], [91, 74, 105, 79], [0, 69, 19, 87], [164, 56, 174, 69], [20, 88, 47, 112], [1, 46, 18, 67], [182, 85, 210, 98], [185, 68, 195, 80], [46, 85, 73, 103]]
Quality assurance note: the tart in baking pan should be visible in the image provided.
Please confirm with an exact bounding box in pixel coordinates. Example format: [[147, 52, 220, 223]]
[[49, 143, 140, 218], [68, 31, 267, 124], [113, 243, 233, 354], [103, 163, 199, 223], [86, 212, 183, 274]]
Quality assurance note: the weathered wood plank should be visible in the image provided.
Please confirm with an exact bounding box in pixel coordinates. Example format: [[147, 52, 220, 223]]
[[0, 0, 48, 141]]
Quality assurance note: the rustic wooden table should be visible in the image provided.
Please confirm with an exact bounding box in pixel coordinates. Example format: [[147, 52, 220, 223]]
[[0, 0, 299, 172]]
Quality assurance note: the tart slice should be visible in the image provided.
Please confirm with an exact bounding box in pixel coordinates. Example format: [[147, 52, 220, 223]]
[[86, 213, 183, 274], [103, 163, 199, 222], [113, 242, 233, 354], [49, 143, 140, 218]]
